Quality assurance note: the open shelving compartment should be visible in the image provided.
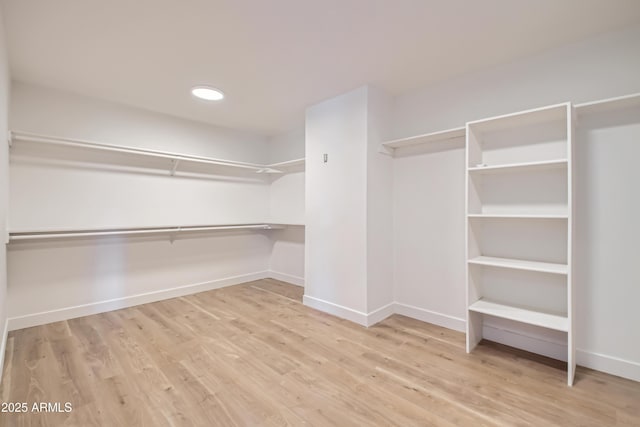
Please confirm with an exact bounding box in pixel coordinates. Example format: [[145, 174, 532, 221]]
[[379, 126, 466, 156], [465, 102, 575, 386]]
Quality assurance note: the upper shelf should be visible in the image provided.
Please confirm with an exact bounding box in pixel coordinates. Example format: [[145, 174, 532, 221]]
[[9, 131, 305, 176], [379, 127, 465, 156], [575, 92, 640, 116], [467, 103, 569, 134]]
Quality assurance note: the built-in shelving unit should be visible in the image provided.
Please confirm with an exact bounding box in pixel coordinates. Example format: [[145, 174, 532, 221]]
[[379, 126, 465, 156], [9, 131, 305, 175], [465, 102, 575, 386]]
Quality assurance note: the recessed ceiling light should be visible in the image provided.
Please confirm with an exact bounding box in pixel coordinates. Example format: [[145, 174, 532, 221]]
[[191, 86, 224, 101]]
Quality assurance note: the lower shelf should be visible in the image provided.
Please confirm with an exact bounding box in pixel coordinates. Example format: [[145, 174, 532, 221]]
[[468, 299, 569, 332], [468, 256, 568, 275]]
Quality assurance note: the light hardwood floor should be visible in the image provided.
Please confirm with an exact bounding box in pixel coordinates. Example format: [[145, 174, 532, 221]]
[[1, 279, 639, 426]]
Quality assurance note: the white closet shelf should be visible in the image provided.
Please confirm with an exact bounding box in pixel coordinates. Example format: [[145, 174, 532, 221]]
[[379, 126, 465, 155], [468, 256, 568, 275], [468, 159, 567, 173], [467, 213, 568, 219], [468, 299, 569, 332], [9, 223, 291, 241], [466, 103, 569, 134], [575, 92, 640, 116], [9, 131, 305, 175]]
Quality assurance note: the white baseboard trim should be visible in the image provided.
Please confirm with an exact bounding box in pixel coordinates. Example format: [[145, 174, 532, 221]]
[[268, 270, 304, 287], [7, 271, 270, 331], [302, 295, 368, 326], [394, 302, 465, 332], [0, 317, 8, 383], [576, 349, 640, 382], [301, 297, 461, 330], [366, 302, 396, 327]]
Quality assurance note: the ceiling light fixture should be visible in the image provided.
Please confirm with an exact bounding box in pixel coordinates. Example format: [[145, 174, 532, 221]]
[[191, 86, 224, 101]]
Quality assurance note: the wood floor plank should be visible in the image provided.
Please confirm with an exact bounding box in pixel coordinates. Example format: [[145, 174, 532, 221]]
[[1, 279, 639, 426]]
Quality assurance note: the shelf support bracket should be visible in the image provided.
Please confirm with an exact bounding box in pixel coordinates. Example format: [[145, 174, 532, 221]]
[[170, 226, 181, 244], [378, 145, 394, 157], [170, 159, 180, 176]]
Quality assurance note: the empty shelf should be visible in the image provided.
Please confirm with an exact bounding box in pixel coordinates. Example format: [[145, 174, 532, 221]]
[[467, 213, 568, 219], [380, 127, 465, 154], [468, 159, 567, 173], [466, 103, 569, 134], [468, 256, 568, 275], [468, 299, 568, 332]]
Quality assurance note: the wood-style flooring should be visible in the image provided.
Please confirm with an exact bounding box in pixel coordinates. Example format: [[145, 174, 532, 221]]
[[1, 279, 639, 426]]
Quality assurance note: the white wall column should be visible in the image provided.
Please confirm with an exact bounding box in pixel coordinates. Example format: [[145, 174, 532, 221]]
[[304, 86, 393, 326]]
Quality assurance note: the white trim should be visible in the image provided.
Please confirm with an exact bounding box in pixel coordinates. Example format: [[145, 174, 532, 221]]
[[268, 270, 305, 287], [302, 295, 368, 326], [394, 302, 466, 332], [366, 302, 396, 327], [7, 271, 269, 331], [0, 317, 8, 384], [576, 349, 640, 382]]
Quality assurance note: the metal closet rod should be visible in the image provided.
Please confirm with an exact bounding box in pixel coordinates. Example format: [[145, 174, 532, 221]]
[[10, 131, 287, 172], [9, 224, 285, 241]]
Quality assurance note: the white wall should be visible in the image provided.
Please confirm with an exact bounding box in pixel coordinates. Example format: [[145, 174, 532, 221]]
[[11, 81, 269, 163], [8, 231, 272, 330], [304, 86, 395, 323], [366, 87, 394, 313], [268, 226, 305, 286], [267, 172, 305, 285], [393, 140, 467, 331], [0, 3, 11, 375], [269, 172, 305, 226], [390, 24, 640, 379], [574, 105, 640, 379], [305, 87, 369, 317], [9, 149, 271, 231], [267, 129, 305, 285], [392, 24, 640, 139], [267, 126, 304, 163]]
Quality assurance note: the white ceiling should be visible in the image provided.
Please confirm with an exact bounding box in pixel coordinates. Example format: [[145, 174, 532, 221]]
[[2, 0, 640, 135]]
